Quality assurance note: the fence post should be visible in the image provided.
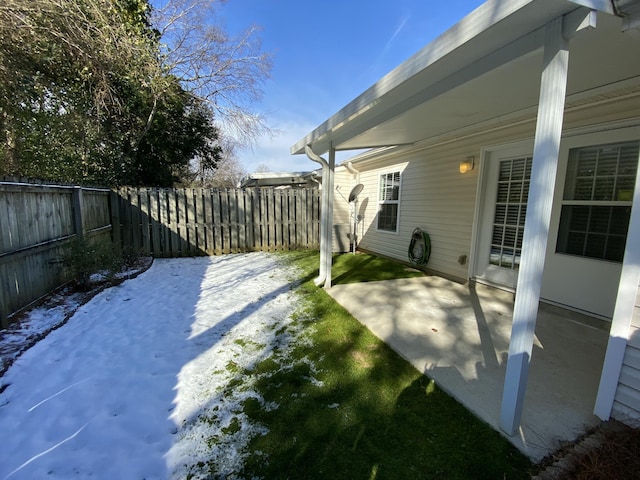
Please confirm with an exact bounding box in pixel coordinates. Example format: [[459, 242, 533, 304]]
[[0, 293, 7, 329], [109, 190, 122, 254], [0, 187, 6, 327], [72, 186, 84, 241], [0, 236, 7, 327]]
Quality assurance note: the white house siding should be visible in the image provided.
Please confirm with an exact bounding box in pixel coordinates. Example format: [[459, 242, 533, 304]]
[[332, 166, 353, 225], [353, 122, 535, 281], [332, 166, 357, 252], [611, 276, 640, 426], [344, 93, 640, 296]]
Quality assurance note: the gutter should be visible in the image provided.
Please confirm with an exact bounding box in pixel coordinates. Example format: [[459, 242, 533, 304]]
[[344, 161, 358, 175], [308, 175, 321, 187], [344, 161, 359, 177], [611, 0, 640, 29], [611, 0, 640, 13]]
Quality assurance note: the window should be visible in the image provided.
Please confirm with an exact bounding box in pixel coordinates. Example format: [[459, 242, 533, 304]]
[[557, 141, 639, 262], [490, 157, 532, 269], [377, 171, 401, 232]]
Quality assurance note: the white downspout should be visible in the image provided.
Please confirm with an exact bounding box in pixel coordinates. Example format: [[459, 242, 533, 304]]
[[345, 161, 359, 177], [308, 173, 321, 187], [305, 145, 330, 287]]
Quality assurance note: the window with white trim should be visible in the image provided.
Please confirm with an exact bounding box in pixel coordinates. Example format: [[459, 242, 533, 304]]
[[557, 141, 639, 262], [377, 171, 401, 232], [490, 156, 532, 270]]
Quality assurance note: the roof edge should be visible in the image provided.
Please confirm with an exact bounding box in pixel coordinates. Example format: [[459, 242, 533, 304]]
[[290, 0, 618, 157]]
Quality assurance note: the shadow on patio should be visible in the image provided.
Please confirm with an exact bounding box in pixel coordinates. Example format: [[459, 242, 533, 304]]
[[327, 275, 608, 462]]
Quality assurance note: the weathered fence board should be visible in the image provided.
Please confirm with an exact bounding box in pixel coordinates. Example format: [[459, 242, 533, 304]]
[[0, 183, 111, 328], [116, 187, 320, 257]]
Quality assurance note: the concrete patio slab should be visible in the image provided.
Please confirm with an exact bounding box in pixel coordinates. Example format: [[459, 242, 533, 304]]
[[327, 275, 609, 462]]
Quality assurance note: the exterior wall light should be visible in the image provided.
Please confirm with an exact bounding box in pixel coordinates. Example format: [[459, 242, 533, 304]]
[[459, 156, 475, 174]]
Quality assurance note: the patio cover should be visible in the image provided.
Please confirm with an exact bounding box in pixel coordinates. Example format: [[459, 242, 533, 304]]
[[291, 0, 635, 156], [291, 0, 640, 437]]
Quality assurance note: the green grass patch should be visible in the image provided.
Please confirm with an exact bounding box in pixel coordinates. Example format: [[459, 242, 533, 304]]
[[238, 251, 532, 479], [221, 417, 242, 436], [279, 250, 425, 286]]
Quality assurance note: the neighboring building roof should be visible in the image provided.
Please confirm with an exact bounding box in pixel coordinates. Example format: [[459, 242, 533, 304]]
[[239, 171, 319, 188], [291, 0, 637, 157]]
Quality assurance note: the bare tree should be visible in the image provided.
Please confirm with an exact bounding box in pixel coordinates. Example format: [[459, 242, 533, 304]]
[[152, 0, 273, 149], [253, 163, 271, 173], [184, 152, 245, 188], [202, 154, 247, 188]]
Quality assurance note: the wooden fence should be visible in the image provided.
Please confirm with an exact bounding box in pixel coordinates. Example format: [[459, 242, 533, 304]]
[[0, 184, 320, 328], [115, 187, 320, 256], [0, 183, 112, 328]]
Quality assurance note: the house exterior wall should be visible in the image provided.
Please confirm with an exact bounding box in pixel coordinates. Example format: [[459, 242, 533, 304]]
[[332, 166, 357, 252], [540, 125, 640, 317], [332, 165, 353, 226], [352, 122, 535, 281], [612, 282, 640, 427], [347, 95, 640, 292]]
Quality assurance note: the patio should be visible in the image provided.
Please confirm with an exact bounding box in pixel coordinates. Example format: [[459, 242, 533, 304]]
[[327, 275, 609, 462]]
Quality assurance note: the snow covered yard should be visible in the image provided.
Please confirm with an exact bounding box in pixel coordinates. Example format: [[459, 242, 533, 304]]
[[0, 253, 305, 479]]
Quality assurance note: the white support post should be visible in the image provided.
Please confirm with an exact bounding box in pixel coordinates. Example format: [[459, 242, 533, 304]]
[[499, 16, 570, 436], [594, 147, 640, 420], [318, 162, 329, 285], [324, 147, 336, 289]]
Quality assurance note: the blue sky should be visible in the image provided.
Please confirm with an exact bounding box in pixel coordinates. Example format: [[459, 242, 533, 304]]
[[217, 0, 486, 173]]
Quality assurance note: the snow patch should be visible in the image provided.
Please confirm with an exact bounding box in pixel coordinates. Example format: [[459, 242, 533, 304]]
[[0, 253, 306, 479]]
